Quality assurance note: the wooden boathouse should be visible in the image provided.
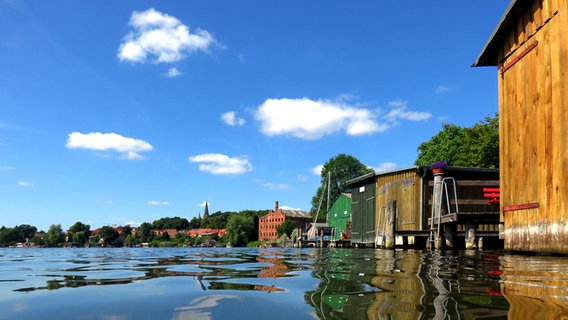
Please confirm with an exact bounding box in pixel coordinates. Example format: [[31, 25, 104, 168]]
[[326, 193, 352, 241], [347, 166, 500, 249], [473, 0, 568, 253]]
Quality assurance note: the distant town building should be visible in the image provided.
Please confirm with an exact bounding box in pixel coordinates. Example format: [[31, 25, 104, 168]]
[[258, 201, 311, 242]]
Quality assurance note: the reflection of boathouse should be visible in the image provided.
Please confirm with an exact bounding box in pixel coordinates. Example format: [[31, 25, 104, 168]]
[[347, 166, 500, 249], [474, 0, 568, 254]]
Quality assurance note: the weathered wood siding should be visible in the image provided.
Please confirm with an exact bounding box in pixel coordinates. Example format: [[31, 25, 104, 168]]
[[375, 170, 422, 232], [350, 176, 376, 245], [497, 0, 568, 252]]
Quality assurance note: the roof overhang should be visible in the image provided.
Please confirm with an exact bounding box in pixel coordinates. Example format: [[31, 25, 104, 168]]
[[473, 0, 532, 67]]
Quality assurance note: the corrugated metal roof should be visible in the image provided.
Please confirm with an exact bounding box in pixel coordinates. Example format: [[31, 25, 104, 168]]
[[282, 209, 311, 219], [345, 171, 376, 186], [473, 0, 527, 67], [347, 166, 499, 186]]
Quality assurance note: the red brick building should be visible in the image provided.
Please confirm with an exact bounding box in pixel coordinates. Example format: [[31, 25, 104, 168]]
[[258, 201, 311, 242]]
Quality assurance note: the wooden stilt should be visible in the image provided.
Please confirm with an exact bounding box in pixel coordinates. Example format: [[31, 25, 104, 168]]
[[465, 222, 478, 249]]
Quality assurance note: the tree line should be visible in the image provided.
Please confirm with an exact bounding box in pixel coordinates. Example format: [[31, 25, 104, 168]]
[[0, 209, 268, 248]]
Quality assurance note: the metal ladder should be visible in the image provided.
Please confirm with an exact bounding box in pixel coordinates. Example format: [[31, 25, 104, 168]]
[[429, 177, 459, 244]]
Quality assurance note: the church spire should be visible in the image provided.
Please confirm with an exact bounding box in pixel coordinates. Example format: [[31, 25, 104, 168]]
[[203, 201, 209, 218]]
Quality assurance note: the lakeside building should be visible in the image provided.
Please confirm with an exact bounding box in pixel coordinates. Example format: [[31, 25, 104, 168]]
[[326, 193, 352, 240], [258, 201, 311, 242], [473, 0, 568, 253]]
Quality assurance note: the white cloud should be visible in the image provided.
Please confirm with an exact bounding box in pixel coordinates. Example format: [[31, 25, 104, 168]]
[[198, 201, 209, 207], [371, 162, 398, 173], [189, 153, 253, 175], [310, 165, 323, 176], [118, 8, 216, 63], [66, 132, 153, 160], [255, 180, 292, 190], [435, 85, 450, 94], [95, 200, 114, 206], [254, 98, 387, 140], [164, 67, 182, 77], [147, 201, 169, 206], [221, 111, 246, 127], [125, 221, 142, 228], [121, 151, 146, 160], [385, 100, 431, 122], [0, 165, 15, 171], [18, 181, 33, 187]]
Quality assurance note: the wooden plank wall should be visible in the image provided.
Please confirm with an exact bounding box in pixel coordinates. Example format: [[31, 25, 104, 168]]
[[375, 170, 421, 232], [351, 179, 376, 245], [498, 0, 568, 252]]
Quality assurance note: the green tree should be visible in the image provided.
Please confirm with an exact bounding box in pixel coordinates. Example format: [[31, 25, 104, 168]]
[[415, 114, 499, 168], [0, 227, 21, 246], [201, 211, 229, 229], [415, 123, 465, 166], [152, 217, 190, 230], [276, 220, 296, 238], [72, 231, 89, 245], [138, 222, 153, 242], [189, 216, 201, 229], [45, 224, 65, 247], [68, 221, 91, 245], [174, 232, 189, 246], [98, 226, 121, 247], [226, 214, 255, 247], [125, 233, 140, 247], [457, 115, 499, 168], [69, 221, 90, 234], [15, 224, 37, 241], [310, 154, 373, 219], [121, 225, 132, 237]]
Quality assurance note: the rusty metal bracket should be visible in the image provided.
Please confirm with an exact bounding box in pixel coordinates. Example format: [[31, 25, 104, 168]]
[[499, 41, 538, 74], [502, 202, 540, 212]]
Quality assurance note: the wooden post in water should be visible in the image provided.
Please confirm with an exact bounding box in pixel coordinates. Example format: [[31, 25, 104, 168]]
[[465, 222, 477, 249], [384, 200, 395, 249], [445, 223, 457, 249]]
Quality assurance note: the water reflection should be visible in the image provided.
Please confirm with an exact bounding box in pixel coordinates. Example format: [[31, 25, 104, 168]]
[[2, 248, 568, 319], [501, 254, 568, 319], [305, 249, 509, 319], [369, 250, 424, 319]]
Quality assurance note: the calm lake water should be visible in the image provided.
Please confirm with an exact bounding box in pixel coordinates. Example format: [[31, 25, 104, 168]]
[[1, 247, 568, 319]]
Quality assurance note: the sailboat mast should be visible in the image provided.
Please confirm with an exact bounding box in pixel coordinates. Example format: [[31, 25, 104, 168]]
[[326, 171, 331, 213]]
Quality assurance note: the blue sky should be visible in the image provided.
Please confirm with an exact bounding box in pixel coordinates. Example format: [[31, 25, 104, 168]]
[[1, 0, 508, 231]]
